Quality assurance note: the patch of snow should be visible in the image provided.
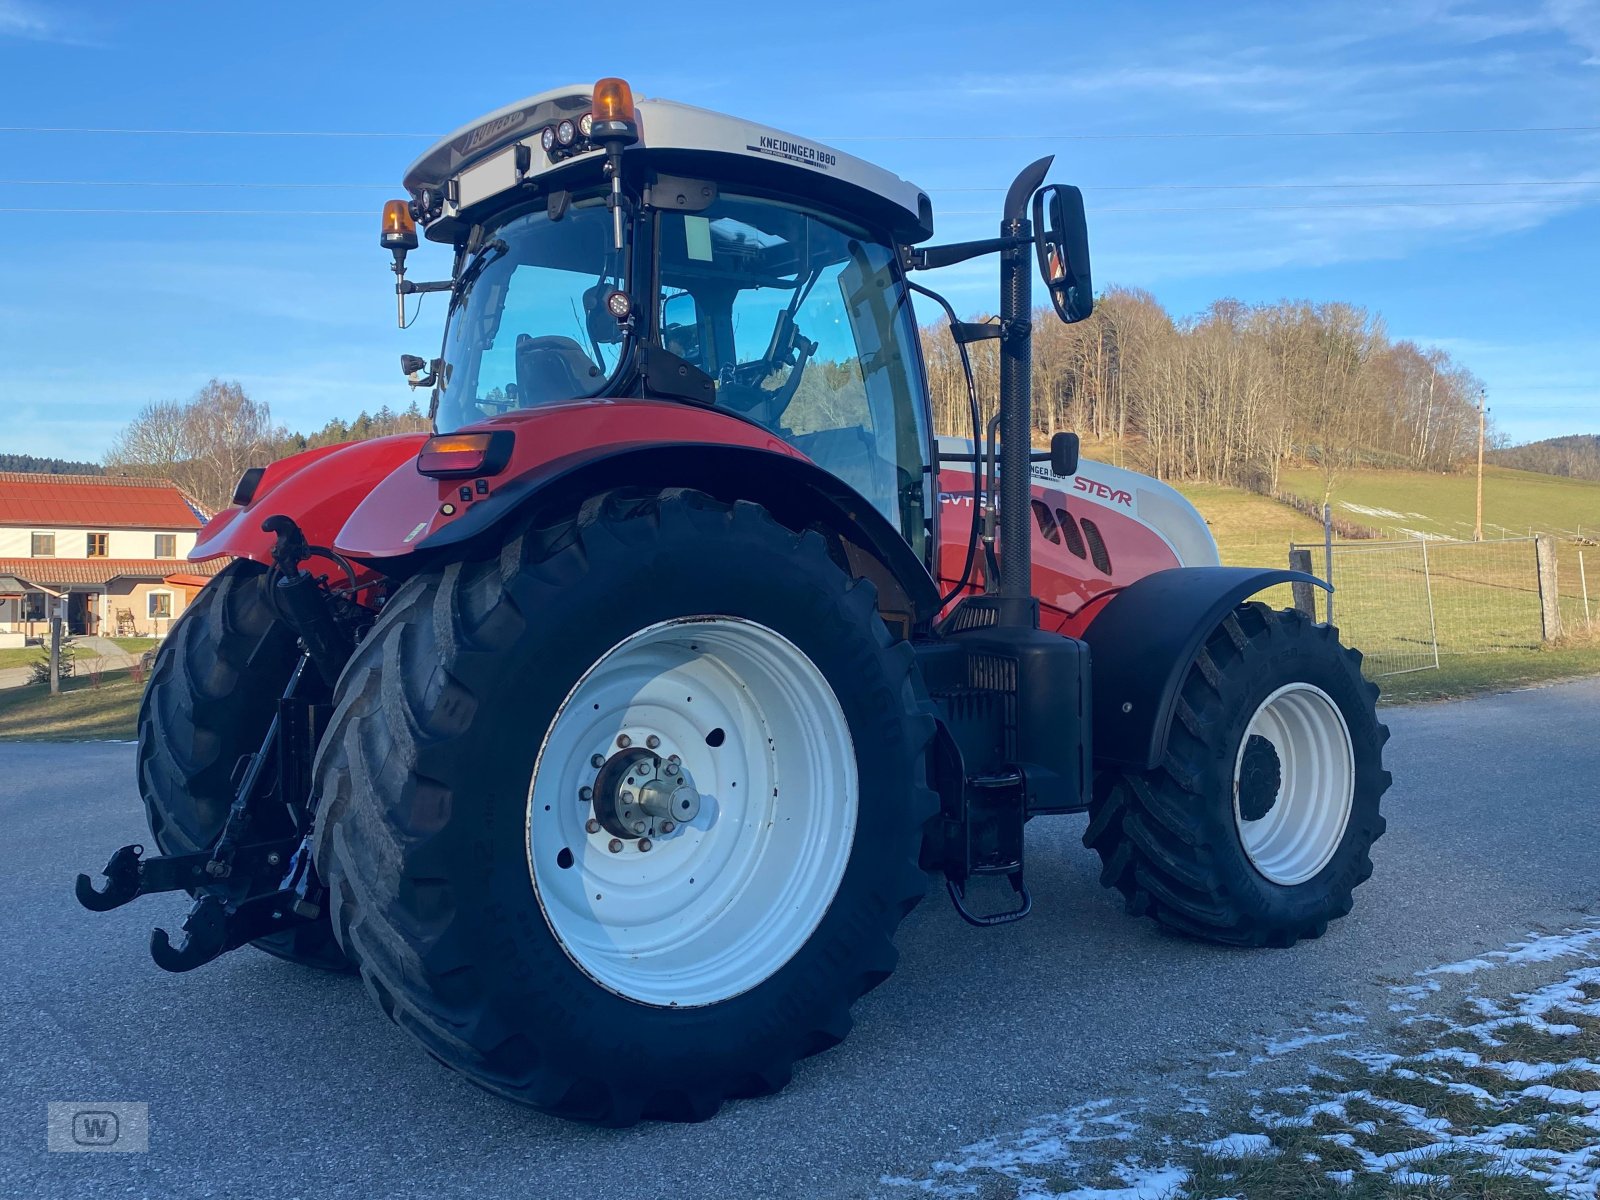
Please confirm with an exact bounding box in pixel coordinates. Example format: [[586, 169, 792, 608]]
[[1202, 1133, 1278, 1158], [1051, 1164, 1190, 1200], [1420, 926, 1600, 978], [1393, 1169, 1448, 1185], [1340, 502, 1408, 519], [1315, 1009, 1368, 1027], [1264, 1029, 1352, 1056]]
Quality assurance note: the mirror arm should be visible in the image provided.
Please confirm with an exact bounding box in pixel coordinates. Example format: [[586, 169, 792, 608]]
[[398, 279, 454, 296], [903, 234, 1029, 271]]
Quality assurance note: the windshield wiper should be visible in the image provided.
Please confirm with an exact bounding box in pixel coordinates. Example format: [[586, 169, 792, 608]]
[[449, 239, 510, 312]]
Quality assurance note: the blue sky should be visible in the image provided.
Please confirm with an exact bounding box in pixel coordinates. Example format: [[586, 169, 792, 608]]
[[1, 0, 1596, 459]]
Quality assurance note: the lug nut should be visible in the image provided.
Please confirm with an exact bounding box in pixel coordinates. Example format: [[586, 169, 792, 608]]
[[608, 839, 623, 853], [620, 790, 634, 803], [591, 754, 606, 768], [637, 838, 653, 853], [580, 786, 593, 801], [660, 821, 675, 834], [646, 735, 660, 749], [586, 819, 601, 834], [665, 763, 679, 776], [617, 734, 632, 748], [631, 821, 646, 835]]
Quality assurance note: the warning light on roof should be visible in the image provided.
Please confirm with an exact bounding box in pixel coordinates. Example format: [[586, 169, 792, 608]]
[[380, 199, 417, 252], [592, 78, 634, 123]]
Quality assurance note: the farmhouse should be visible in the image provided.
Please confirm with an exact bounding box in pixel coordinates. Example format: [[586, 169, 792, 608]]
[[0, 472, 224, 647]]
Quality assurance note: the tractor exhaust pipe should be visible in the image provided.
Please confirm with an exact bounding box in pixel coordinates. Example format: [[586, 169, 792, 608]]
[[997, 156, 1053, 621]]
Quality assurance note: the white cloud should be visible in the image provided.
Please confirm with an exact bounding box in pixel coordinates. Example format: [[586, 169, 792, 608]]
[[0, 0, 93, 44]]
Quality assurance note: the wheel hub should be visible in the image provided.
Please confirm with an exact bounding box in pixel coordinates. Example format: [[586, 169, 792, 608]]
[[590, 742, 702, 844], [1236, 733, 1282, 822]]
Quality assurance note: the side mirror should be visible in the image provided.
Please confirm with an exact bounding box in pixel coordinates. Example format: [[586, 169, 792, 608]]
[[1050, 431, 1080, 477], [1032, 185, 1093, 324]]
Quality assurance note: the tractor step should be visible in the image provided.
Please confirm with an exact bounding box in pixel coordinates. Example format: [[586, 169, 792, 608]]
[[942, 770, 1033, 928]]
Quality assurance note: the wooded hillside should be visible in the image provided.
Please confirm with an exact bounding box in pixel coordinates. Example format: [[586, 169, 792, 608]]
[[923, 288, 1489, 498], [1488, 434, 1600, 482]]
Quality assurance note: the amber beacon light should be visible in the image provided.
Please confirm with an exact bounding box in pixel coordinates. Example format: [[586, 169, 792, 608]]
[[380, 199, 418, 253], [592, 78, 633, 132]]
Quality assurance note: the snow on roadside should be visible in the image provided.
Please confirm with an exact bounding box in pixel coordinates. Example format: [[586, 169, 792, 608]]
[[1419, 925, 1600, 977], [878, 919, 1600, 1198]]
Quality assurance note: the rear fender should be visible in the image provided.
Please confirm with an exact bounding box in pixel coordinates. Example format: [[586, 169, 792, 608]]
[[1080, 566, 1330, 771], [190, 434, 429, 566]]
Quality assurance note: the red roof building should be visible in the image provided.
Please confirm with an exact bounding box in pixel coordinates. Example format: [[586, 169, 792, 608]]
[[0, 473, 222, 643]]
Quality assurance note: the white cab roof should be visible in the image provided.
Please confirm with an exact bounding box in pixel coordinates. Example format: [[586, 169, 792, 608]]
[[403, 85, 932, 241]]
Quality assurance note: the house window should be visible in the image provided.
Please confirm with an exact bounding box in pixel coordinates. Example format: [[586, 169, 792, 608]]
[[23, 593, 46, 621], [30, 532, 54, 557], [148, 591, 173, 620], [86, 532, 109, 557], [154, 534, 177, 558]]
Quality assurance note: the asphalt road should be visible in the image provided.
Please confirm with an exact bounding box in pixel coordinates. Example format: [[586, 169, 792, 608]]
[[3, 677, 1597, 1199]]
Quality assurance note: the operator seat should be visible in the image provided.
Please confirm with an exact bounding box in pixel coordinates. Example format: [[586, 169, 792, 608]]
[[514, 334, 604, 406]]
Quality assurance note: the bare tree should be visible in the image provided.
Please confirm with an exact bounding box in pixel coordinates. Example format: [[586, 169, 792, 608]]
[[105, 379, 286, 513]]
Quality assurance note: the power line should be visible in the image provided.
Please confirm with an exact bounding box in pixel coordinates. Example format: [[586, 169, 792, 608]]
[[0, 207, 372, 215], [0, 125, 438, 138], [2, 123, 1598, 142], [0, 178, 392, 188], [943, 198, 1596, 215], [6, 196, 1594, 217], [5, 177, 1600, 193], [829, 125, 1600, 142], [932, 180, 1600, 193]]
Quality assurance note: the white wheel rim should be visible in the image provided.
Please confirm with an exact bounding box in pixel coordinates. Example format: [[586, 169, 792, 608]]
[[527, 616, 856, 1008], [1232, 682, 1354, 886]]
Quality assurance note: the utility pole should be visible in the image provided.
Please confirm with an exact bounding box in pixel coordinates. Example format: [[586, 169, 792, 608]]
[[1473, 388, 1486, 542]]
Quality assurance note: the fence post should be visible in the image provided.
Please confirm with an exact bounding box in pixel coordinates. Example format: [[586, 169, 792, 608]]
[[1288, 549, 1317, 619], [1534, 536, 1561, 641], [1581, 550, 1591, 630], [48, 610, 62, 696], [1323, 503, 1335, 624], [1418, 539, 1441, 669]]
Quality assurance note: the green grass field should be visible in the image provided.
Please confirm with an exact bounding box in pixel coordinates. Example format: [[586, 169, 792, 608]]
[[0, 670, 145, 741], [1174, 474, 1600, 701], [1281, 464, 1600, 631]]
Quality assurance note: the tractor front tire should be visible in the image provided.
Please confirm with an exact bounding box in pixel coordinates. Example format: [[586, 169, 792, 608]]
[[1085, 603, 1390, 948], [138, 559, 348, 971], [312, 488, 936, 1124]]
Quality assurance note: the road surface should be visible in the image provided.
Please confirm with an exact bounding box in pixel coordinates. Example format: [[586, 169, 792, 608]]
[[2, 677, 1596, 1198]]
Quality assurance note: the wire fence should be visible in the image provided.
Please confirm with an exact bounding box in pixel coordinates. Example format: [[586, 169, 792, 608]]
[[1288, 536, 1591, 678]]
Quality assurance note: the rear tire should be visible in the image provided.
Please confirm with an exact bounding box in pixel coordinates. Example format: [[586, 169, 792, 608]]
[[1084, 603, 1390, 948], [312, 488, 936, 1124], [138, 559, 348, 971]]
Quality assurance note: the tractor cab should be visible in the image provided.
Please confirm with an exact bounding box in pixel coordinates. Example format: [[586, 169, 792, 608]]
[[390, 79, 938, 556]]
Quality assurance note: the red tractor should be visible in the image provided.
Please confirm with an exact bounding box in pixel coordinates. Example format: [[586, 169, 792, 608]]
[[79, 78, 1389, 1124]]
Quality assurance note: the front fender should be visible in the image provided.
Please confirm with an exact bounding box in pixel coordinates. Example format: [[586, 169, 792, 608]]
[[1080, 567, 1330, 771], [334, 401, 941, 625], [191, 434, 429, 565]]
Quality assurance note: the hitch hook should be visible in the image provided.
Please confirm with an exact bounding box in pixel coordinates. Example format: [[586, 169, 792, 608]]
[[149, 895, 229, 973], [74, 843, 145, 912]]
